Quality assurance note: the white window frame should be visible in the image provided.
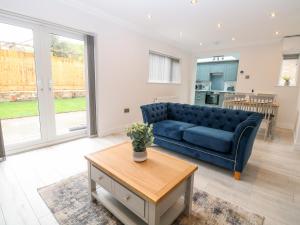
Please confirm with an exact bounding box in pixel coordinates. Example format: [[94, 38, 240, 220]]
[[148, 51, 181, 84], [277, 54, 300, 87]]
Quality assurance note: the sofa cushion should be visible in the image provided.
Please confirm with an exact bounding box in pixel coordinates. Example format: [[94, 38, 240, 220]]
[[153, 120, 196, 141], [183, 126, 234, 153]]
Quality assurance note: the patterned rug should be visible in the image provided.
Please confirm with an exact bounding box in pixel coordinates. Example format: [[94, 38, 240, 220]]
[[38, 173, 264, 225]]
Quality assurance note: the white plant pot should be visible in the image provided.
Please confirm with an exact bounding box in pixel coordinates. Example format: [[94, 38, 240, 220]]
[[284, 80, 290, 86], [133, 150, 147, 162]]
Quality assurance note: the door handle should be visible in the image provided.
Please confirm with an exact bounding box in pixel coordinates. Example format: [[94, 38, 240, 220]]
[[37, 80, 44, 91], [124, 195, 130, 201], [48, 80, 53, 91]]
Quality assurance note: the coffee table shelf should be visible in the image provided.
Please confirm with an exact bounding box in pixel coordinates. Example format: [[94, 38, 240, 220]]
[[92, 189, 147, 225], [92, 188, 186, 225], [85, 142, 197, 225]]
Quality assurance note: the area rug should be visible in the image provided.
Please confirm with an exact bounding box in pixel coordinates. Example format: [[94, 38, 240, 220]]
[[38, 173, 264, 225]]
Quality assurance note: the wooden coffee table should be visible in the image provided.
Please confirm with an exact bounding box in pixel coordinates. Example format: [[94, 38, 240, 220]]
[[85, 142, 197, 225]]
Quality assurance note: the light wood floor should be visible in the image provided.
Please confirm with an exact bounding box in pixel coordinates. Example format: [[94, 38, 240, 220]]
[[0, 129, 299, 225]]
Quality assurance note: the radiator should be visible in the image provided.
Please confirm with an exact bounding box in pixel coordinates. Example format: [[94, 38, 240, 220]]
[[153, 96, 179, 103]]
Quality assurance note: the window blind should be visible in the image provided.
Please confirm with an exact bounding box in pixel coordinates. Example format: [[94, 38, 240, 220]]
[[149, 52, 181, 83]]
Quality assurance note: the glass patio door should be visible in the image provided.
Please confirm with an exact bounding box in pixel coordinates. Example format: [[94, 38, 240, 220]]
[[0, 22, 42, 148], [49, 33, 87, 136], [0, 17, 88, 154]]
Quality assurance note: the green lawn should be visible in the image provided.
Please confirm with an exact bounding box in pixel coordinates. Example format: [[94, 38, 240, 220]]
[[0, 97, 86, 119]]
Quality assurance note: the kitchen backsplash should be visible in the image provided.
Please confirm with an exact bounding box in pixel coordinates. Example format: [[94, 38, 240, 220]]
[[224, 81, 236, 92], [196, 81, 236, 92], [195, 81, 210, 91]]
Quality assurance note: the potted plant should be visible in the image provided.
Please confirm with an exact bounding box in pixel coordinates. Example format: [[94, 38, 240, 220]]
[[126, 123, 154, 162], [282, 75, 291, 86]]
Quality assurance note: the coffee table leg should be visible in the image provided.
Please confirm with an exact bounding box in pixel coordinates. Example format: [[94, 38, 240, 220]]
[[149, 202, 160, 225], [87, 161, 96, 202], [184, 174, 194, 216]]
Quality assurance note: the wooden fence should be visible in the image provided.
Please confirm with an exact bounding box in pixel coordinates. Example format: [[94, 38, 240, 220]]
[[0, 50, 85, 91]]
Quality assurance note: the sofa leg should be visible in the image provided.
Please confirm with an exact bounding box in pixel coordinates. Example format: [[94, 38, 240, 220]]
[[234, 171, 241, 180]]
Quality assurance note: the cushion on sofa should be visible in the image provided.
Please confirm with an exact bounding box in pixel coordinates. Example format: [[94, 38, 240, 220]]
[[183, 126, 234, 153], [153, 120, 196, 141]]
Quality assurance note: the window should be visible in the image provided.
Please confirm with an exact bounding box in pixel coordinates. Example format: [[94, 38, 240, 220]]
[[149, 51, 181, 83], [278, 54, 299, 86]]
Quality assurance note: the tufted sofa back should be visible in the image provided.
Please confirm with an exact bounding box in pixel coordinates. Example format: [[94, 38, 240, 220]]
[[141, 103, 168, 123], [168, 103, 254, 132], [141, 103, 255, 133]]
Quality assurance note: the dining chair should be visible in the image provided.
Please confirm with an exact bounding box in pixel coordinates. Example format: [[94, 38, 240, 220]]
[[257, 93, 276, 103], [233, 93, 247, 110], [248, 95, 275, 140], [223, 93, 235, 109]]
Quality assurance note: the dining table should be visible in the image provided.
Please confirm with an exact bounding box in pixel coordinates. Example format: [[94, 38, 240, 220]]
[[223, 97, 279, 138]]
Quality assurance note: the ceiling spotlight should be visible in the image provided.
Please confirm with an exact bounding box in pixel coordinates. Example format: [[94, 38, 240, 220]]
[[199, 42, 203, 46], [231, 37, 236, 41], [147, 13, 152, 19], [191, 0, 198, 5], [179, 32, 183, 38], [271, 12, 276, 18], [275, 31, 280, 35], [217, 23, 222, 29]]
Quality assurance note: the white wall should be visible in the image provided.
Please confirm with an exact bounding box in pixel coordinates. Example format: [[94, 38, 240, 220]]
[[286, 36, 300, 147], [97, 26, 193, 135], [195, 42, 299, 130], [0, 0, 193, 136], [293, 89, 300, 148]]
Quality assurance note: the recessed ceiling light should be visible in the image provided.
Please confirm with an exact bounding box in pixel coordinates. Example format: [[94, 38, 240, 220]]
[[147, 13, 152, 19], [231, 37, 236, 41], [179, 32, 183, 39], [271, 12, 276, 18], [199, 42, 203, 46], [217, 23, 222, 29], [275, 31, 280, 35], [214, 41, 220, 45], [191, 0, 198, 5]]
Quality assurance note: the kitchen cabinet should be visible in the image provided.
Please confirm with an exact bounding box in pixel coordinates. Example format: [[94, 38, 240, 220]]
[[194, 92, 206, 106], [196, 64, 201, 80], [194, 99, 202, 106], [218, 93, 225, 107], [197, 61, 238, 82], [197, 63, 211, 81], [210, 63, 224, 73], [224, 61, 238, 81]]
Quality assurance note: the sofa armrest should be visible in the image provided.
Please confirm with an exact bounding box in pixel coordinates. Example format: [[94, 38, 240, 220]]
[[232, 113, 262, 172], [140, 103, 168, 124]]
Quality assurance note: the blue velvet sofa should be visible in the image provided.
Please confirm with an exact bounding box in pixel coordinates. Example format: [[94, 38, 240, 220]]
[[140, 103, 262, 179]]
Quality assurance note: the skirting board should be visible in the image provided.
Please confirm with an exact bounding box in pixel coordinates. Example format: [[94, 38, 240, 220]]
[[98, 123, 138, 137], [276, 122, 294, 130]]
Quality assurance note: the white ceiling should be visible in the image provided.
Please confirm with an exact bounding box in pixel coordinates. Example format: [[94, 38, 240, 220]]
[[67, 0, 300, 53]]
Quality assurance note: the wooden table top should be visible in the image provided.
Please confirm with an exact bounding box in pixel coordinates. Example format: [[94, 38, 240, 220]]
[[225, 99, 279, 107], [85, 141, 198, 203]]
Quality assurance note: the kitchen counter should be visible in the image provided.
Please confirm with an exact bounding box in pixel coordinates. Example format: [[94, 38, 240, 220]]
[[195, 90, 235, 93]]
